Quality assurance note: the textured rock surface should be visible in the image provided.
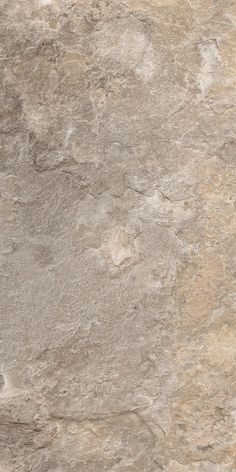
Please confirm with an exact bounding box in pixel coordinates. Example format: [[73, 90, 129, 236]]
[[1, 0, 236, 470]]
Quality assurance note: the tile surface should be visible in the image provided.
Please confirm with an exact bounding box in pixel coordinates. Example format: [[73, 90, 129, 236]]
[[0, 0, 236, 470]]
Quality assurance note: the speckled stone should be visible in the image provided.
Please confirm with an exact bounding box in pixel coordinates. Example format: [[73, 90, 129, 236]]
[[0, 1, 236, 471]]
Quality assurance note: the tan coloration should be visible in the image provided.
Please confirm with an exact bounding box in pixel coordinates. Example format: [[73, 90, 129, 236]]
[[176, 156, 236, 330], [1, 0, 236, 471], [176, 253, 224, 330], [125, 0, 183, 8], [206, 325, 236, 370], [168, 154, 236, 467]]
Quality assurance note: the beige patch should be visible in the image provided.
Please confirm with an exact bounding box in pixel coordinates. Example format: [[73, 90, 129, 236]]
[[187, 0, 215, 10], [125, 0, 181, 6], [166, 461, 189, 471], [135, 44, 156, 82], [103, 227, 139, 267], [206, 325, 236, 370], [38, 0, 52, 4], [176, 254, 224, 329], [197, 40, 219, 94]]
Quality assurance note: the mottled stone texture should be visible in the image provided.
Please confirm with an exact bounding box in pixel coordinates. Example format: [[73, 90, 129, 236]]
[[0, 0, 236, 470]]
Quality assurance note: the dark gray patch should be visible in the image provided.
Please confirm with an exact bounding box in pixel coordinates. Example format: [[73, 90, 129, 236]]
[[34, 245, 54, 267], [0, 375, 5, 392], [218, 138, 236, 167]]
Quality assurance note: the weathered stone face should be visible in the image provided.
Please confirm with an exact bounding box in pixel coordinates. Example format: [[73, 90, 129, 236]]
[[0, 0, 236, 470]]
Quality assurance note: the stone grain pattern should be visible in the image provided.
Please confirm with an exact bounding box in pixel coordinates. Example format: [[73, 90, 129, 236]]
[[0, 0, 236, 470]]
